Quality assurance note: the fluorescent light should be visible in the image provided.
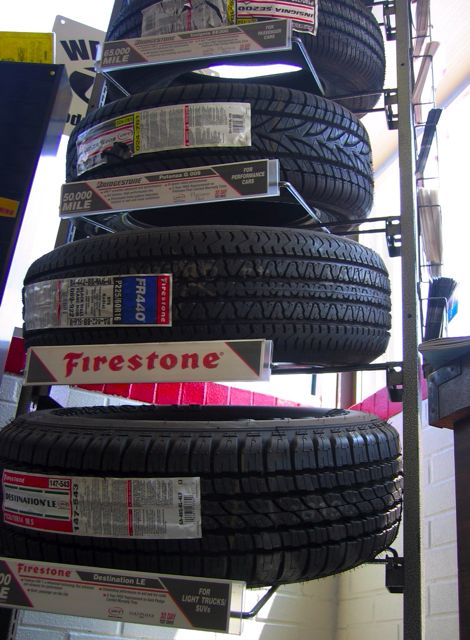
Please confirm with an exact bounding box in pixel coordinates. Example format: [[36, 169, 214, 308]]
[[195, 63, 302, 79]]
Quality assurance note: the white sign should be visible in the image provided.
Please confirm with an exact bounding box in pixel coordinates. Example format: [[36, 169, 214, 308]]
[[53, 15, 105, 135], [98, 19, 291, 70], [0, 557, 244, 633], [25, 339, 272, 385], [60, 160, 280, 218]]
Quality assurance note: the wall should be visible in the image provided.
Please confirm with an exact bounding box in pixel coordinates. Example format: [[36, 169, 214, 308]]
[[335, 403, 459, 640], [0, 374, 23, 429]]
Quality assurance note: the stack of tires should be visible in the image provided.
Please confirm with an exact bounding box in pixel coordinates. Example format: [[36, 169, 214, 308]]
[[0, 0, 402, 589]]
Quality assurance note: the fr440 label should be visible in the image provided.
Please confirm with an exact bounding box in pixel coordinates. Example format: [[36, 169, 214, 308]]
[[24, 274, 172, 330], [2, 471, 201, 539]]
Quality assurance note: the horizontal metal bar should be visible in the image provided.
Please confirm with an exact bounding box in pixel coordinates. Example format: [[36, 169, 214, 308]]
[[271, 361, 403, 375], [230, 585, 279, 619]]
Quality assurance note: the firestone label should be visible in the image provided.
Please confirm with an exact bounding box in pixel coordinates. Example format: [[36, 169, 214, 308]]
[[25, 340, 272, 385], [62, 349, 221, 378]]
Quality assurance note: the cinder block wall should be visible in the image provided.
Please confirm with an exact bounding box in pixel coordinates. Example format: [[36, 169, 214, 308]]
[[0, 374, 23, 427], [335, 404, 459, 640]]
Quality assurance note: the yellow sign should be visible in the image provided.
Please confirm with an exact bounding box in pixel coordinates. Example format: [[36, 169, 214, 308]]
[[0, 197, 20, 219], [0, 32, 54, 64]]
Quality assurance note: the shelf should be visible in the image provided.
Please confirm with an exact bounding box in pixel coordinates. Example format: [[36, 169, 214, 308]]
[[60, 160, 280, 218], [0, 556, 244, 634], [272, 361, 404, 402], [96, 19, 324, 97], [24, 339, 403, 403], [60, 159, 329, 231]]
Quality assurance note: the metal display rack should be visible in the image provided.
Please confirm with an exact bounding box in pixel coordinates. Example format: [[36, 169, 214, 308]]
[[395, 2, 424, 637], [0, 1, 427, 638]]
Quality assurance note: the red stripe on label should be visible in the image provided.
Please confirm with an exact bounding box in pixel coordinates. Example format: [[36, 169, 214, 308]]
[[2, 469, 70, 489], [127, 480, 133, 537], [156, 275, 172, 326], [240, 0, 314, 7], [184, 105, 190, 147], [4, 511, 73, 533]]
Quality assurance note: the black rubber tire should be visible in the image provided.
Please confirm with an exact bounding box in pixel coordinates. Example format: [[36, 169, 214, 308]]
[[0, 405, 403, 587], [66, 84, 374, 223], [106, 0, 385, 113], [23, 225, 391, 365]]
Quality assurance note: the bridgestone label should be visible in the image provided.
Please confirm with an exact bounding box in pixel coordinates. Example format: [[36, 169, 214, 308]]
[[2, 471, 201, 539], [76, 103, 251, 176], [235, 0, 318, 33], [99, 20, 291, 70], [23, 274, 172, 330], [60, 160, 279, 217]]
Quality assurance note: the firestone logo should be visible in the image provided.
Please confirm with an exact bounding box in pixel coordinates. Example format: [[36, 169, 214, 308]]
[[63, 350, 221, 378]]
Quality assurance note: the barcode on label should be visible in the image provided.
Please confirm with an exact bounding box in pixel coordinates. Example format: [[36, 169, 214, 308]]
[[183, 495, 195, 523], [60, 286, 69, 315], [142, 12, 156, 35], [154, 525, 167, 534], [229, 114, 246, 133]]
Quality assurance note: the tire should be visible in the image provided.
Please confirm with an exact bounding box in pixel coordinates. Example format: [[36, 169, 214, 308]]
[[0, 405, 403, 587], [106, 0, 385, 113], [66, 84, 374, 224], [23, 225, 391, 365]]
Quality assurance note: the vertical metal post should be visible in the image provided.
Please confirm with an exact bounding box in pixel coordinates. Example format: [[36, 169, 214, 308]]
[[0, 608, 19, 640], [395, 1, 425, 638]]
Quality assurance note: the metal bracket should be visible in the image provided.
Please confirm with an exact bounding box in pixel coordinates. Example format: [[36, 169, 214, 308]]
[[0, 608, 19, 640], [386, 218, 402, 256], [230, 584, 279, 619], [280, 181, 330, 233], [271, 361, 403, 376], [317, 215, 402, 257], [15, 385, 56, 417], [383, 0, 397, 41], [368, 548, 404, 594], [427, 361, 462, 424], [385, 89, 399, 129], [386, 363, 404, 402]]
